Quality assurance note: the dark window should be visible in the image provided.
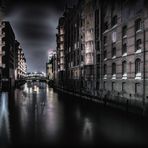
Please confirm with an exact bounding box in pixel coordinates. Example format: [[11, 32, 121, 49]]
[[104, 81, 106, 89], [112, 15, 117, 27], [122, 26, 127, 37], [103, 36, 107, 45], [122, 82, 126, 92], [135, 18, 142, 32], [135, 83, 141, 94], [97, 54, 100, 63], [112, 82, 115, 91], [112, 47, 116, 57], [122, 61, 127, 75], [135, 59, 141, 74], [104, 50, 107, 59], [104, 21, 108, 31], [104, 64, 107, 75], [122, 43, 127, 54], [112, 63, 116, 75], [81, 55, 83, 62], [136, 39, 142, 51], [96, 41, 99, 51]]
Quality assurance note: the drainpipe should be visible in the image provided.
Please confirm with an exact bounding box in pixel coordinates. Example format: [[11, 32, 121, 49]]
[[99, 1, 102, 90], [143, 20, 146, 107]]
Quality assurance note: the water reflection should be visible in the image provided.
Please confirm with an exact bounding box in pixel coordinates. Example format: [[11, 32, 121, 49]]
[[0, 82, 148, 146], [0, 93, 10, 145]]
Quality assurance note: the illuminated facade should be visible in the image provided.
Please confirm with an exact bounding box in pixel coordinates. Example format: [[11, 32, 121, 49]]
[[15, 41, 27, 80], [46, 51, 54, 80], [56, 17, 65, 87]]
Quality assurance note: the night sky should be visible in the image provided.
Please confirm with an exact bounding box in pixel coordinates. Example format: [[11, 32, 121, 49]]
[[2, 0, 77, 72]]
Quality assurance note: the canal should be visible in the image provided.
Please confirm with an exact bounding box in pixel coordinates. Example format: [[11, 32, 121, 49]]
[[0, 83, 148, 147]]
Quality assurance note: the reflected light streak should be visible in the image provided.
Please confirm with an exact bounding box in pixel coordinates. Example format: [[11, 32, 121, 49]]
[[0, 93, 10, 143], [33, 85, 39, 94], [24, 83, 28, 93], [82, 118, 93, 143], [43, 88, 61, 141]]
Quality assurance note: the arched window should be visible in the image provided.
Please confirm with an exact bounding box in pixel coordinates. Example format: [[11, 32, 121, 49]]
[[135, 18, 142, 32], [112, 63, 116, 75], [122, 25, 127, 37], [104, 64, 107, 75], [112, 15, 117, 27], [122, 61, 127, 75], [136, 39, 142, 51], [135, 59, 141, 74], [122, 43, 127, 55]]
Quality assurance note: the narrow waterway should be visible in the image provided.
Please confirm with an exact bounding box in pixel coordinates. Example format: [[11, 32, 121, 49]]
[[0, 83, 148, 147]]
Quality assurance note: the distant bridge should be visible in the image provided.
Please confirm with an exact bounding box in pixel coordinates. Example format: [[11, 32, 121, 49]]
[[25, 76, 47, 82], [15, 75, 48, 87], [15, 72, 54, 88]]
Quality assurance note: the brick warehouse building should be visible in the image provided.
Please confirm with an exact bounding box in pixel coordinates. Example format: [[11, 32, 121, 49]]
[[55, 0, 148, 110], [101, 0, 148, 107]]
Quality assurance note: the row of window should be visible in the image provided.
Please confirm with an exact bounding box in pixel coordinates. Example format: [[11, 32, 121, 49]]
[[104, 16, 142, 32], [104, 58, 141, 77], [103, 19, 142, 59], [103, 38, 142, 59], [104, 81, 141, 94]]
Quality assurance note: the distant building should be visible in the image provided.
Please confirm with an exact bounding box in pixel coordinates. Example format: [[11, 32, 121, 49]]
[[52, 52, 58, 86], [56, 17, 65, 87], [46, 51, 55, 80], [15, 40, 27, 80]]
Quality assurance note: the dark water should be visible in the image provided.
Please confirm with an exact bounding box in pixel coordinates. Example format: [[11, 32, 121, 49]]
[[0, 83, 148, 147]]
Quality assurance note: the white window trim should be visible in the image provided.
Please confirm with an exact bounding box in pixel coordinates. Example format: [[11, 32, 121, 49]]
[[122, 53, 127, 57], [135, 73, 142, 80], [112, 74, 116, 79], [112, 24, 118, 29], [104, 58, 107, 61], [104, 74, 107, 79], [112, 56, 116, 59], [122, 73, 127, 80], [135, 49, 142, 54], [122, 35, 127, 39], [136, 29, 142, 34]]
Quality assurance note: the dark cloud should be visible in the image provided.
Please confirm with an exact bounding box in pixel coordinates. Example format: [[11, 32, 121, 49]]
[[2, 0, 77, 72]]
